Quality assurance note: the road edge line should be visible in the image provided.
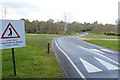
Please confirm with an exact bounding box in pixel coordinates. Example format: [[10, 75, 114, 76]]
[[55, 40, 86, 79], [52, 39, 69, 78]]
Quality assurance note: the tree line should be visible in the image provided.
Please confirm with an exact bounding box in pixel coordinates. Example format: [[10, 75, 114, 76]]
[[21, 19, 119, 35]]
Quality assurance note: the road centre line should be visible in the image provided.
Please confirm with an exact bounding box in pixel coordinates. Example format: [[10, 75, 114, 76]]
[[78, 46, 120, 65], [91, 49, 104, 53], [100, 49, 114, 53], [82, 41, 103, 48], [55, 41, 86, 79]]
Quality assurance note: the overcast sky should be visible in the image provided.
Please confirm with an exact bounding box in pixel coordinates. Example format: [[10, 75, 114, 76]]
[[0, 0, 119, 24]]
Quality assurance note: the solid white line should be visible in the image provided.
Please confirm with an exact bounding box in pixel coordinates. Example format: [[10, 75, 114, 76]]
[[91, 49, 104, 53], [94, 56, 120, 70], [100, 49, 114, 53], [78, 46, 120, 65], [79, 58, 102, 73], [55, 41, 86, 79]]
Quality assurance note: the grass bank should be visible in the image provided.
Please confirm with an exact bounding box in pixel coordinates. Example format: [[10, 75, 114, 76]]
[[82, 33, 119, 51], [84, 40, 119, 51], [26, 34, 67, 37], [82, 33, 119, 39], [26, 33, 82, 37], [2, 37, 63, 78]]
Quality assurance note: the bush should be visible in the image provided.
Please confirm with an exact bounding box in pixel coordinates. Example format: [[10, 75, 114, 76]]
[[115, 33, 120, 36], [104, 32, 120, 36], [104, 32, 115, 35], [82, 29, 91, 32]]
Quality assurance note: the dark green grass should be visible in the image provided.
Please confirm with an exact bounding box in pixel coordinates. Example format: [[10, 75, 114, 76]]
[[2, 38, 63, 78], [26, 33, 82, 37], [82, 33, 119, 39], [84, 40, 119, 51]]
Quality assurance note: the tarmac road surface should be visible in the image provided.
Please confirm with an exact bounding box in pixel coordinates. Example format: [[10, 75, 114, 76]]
[[52, 32, 120, 80]]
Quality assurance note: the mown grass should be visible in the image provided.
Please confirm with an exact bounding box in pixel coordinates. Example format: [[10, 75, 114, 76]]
[[26, 33, 82, 37], [84, 40, 119, 51], [82, 33, 119, 39], [2, 38, 63, 78], [82, 33, 119, 51], [26, 34, 67, 37]]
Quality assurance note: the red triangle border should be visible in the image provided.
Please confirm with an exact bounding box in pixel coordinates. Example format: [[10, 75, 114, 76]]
[[1, 23, 20, 39]]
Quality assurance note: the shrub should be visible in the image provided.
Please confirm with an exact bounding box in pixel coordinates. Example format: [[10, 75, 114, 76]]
[[104, 32, 120, 36]]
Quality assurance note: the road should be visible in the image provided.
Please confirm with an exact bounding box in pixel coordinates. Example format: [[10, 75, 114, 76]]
[[52, 32, 120, 80]]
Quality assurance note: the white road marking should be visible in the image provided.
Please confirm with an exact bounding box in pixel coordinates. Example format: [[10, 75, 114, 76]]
[[79, 58, 102, 73], [78, 46, 120, 65], [91, 49, 104, 53], [83, 41, 103, 48], [100, 49, 114, 53], [55, 41, 86, 79], [94, 56, 120, 70]]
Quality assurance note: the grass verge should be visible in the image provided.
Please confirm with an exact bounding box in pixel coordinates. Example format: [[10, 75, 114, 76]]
[[84, 40, 119, 51], [26, 34, 68, 37], [2, 38, 63, 78], [26, 33, 82, 37], [82, 33, 119, 39]]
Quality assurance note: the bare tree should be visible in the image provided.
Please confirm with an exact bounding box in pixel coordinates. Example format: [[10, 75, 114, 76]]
[[63, 12, 71, 34]]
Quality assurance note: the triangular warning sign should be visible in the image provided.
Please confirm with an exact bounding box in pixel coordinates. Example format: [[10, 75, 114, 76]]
[[1, 23, 20, 39]]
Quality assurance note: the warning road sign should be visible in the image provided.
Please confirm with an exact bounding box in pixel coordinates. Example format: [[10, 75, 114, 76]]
[[0, 20, 26, 49], [1, 23, 20, 39]]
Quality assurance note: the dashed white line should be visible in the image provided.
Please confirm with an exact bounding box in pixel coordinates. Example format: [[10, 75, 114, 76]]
[[78, 46, 120, 65], [55, 41, 86, 79], [94, 56, 120, 70], [100, 49, 114, 53], [79, 58, 102, 73], [82, 41, 103, 48], [91, 49, 104, 53]]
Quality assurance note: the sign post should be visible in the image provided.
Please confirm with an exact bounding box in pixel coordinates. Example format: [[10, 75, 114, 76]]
[[12, 48, 16, 76], [0, 20, 26, 76]]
